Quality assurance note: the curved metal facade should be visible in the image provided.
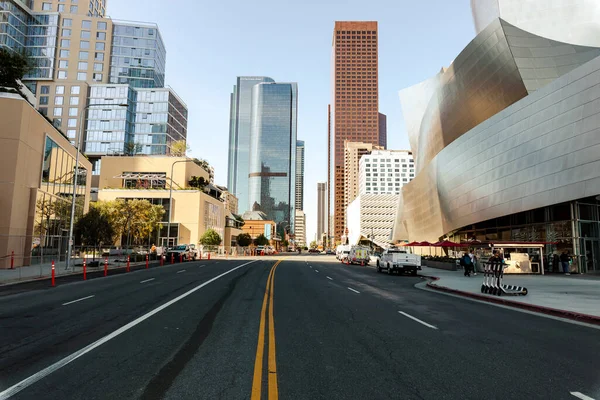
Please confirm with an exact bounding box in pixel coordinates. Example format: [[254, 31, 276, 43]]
[[394, 55, 600, 242], [472, 0, 600, 48], [401, 18, 600, 173]]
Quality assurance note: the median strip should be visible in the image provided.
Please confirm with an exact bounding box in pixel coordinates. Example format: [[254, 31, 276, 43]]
[[251, 259, 282, 400]]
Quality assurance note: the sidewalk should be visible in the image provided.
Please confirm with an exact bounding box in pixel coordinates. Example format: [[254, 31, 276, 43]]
[[0, 256, 154, 285], [419, 266, 600, 323]]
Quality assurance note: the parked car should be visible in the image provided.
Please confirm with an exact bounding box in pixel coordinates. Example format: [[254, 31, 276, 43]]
[[325, 249, 335, 255], [187, 244, 199, 260], [308, 248, 320, 253], [166, 244, 192, 262], [376, 247, 421, 275], [256, 246, 266, 255]]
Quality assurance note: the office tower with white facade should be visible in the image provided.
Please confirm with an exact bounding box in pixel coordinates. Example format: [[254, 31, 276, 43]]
[[359, 150, 414, 195], [317, 182, 327, 240], [295, 140, 305, 211]]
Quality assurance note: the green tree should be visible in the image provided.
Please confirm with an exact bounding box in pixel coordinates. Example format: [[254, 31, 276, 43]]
[[0, 48, 32, 91], [199, 228, 222, 251], [193, 158, 214, 182], [310, 240, 318, 249], [188, 175, 208, 189], [75, 206, 114, 261], [95, 199, 164, 246], [171, 140, 190, 156], [237, 233, 252, 247], [254, 234, 269, 246], [281, 239, 289, 248]]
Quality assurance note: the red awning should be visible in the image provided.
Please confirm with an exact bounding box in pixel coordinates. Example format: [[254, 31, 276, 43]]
[[406, 241, 420, 246], [415, 241, 433, 246], [433, 240, 462, 247]]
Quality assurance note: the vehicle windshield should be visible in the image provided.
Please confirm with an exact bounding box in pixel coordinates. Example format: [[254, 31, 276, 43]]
[[173, 245, 187, 250]]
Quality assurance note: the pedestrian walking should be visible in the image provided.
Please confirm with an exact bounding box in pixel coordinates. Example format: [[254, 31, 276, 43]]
[[469, 249, 477, 276], [462, 252, 473, 277], [560, 250, 571, 275]]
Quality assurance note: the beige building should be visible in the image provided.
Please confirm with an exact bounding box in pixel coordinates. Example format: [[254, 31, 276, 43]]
[[97, 156, 240, 251], [343, 141, 382, 233], [0, 94, 92, 268], [295, 209, 306, 248]]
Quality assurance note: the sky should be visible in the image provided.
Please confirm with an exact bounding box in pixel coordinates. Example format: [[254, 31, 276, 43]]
[[107, 0, 477, 244]]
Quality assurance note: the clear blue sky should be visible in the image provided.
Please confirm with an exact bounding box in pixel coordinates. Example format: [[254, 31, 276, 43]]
[[108, 0, 476, 243]]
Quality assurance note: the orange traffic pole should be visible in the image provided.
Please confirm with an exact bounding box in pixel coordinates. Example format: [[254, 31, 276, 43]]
[[83, 258, 87, 280], [51, 261, 55, 287], [126, 255, 130, 272]]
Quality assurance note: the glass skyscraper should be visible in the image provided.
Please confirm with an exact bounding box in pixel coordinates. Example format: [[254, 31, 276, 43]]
[[109, 21, 166, 88], [247, 82, 298, 234], [227, 76, 275, 215], [295, 140, 304, 211]]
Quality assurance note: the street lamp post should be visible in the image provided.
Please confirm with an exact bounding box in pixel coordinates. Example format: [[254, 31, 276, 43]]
[[65, 102, 128, 270], [166, 159, 196, 249]]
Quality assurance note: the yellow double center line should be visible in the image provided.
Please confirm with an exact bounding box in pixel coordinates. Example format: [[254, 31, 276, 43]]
[[251, 259, 283, 400]]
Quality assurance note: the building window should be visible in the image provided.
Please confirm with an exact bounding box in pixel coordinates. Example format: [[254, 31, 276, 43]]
[[63, 18, 72, 27], [40, 85, 50, 94], [53, 108, 63, 116], [42, 2, 51, 10], [70, 5, 78, 13], [39, 96, 49, 105], [82, 21, 92, 30], [79, 51, 89, 60], [55, 86, 65, 94], [77, 72, 87, 81], [78, 61, 88, 70], [93, 63, 103, 71], [57, 71, 67, 79], [80, 40, 90, 49], [94, 52, 104, 61], [96, 32, 106, 40], [68, 118, 77, 127], [58, 60, 68, 68], [95, 42, 105, 51], [69, 107, 78, 116], [97, 21, 107, 30], [70, 96, 79, 105], [80, 30, 91, 39], [59, 50, 69, 58], [62, 28, 71, 37], [93, 73, 102, 81], [71, 86, 80, 94], [54, 96, 64, 105], [39, 107, 48, 116]]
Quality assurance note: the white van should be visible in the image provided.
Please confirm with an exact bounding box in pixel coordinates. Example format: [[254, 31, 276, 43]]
[[336, 244, 351, 261]]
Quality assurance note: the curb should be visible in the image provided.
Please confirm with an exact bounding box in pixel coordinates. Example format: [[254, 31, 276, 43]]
[[424, 276, 600, 326]]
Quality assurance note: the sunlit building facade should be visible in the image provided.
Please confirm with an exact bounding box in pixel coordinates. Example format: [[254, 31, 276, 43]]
[[393, 1, 600, 274]]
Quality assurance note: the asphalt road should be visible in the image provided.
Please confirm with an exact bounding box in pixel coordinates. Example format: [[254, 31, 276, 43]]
[[0, 255, 598, 400]]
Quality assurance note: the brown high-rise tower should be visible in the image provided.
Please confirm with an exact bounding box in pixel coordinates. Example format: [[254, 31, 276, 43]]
[[330, 21, 383, 243]]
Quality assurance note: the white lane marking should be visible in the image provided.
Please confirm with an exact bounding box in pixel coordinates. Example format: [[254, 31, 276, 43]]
[[310, 266, 313, 269], [198, 265, 205, 268], [398, 311, 438, 330], [177, 270, 186, 274], [0, 260, 258, 400], [315, 270, 319, 273], [140, 278, 155, 284], [347, 287, 360, 294], [571, 392, 596, 400], [62, 295, 95, 306], [326, 276, 333, 280]]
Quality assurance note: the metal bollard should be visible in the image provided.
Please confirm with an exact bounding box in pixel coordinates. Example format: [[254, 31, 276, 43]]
[[83, 259, 87, 280], [127, 255, 130, 272], [146, 254, 149, 269], [208, 252, 211, 260], [51, 261, 55, 287], [160, 254, 164, 266], [171, 254, 174, 264], [10, 250, 14, 269], [104, 257, 108, 276], [180, 253, 183, 263]]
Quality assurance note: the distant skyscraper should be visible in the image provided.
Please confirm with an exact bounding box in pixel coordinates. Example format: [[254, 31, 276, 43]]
[[295, 209, 306, 247], [331, 21, 383, 242], [295, 140, 305, 211], [344, 141, 382, 214], [247, 82, 298, 235], [227, 76, 275, 214], [317, 182, 327, 240], [378, 113, 387, 149]]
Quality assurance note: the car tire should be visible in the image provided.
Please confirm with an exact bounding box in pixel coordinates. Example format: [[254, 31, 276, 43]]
[[387, 264, 392, 275], [411, 269, 417, 276]]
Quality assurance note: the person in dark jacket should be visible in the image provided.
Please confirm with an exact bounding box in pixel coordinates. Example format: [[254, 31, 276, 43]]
[[560, 251, 571, 275]]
